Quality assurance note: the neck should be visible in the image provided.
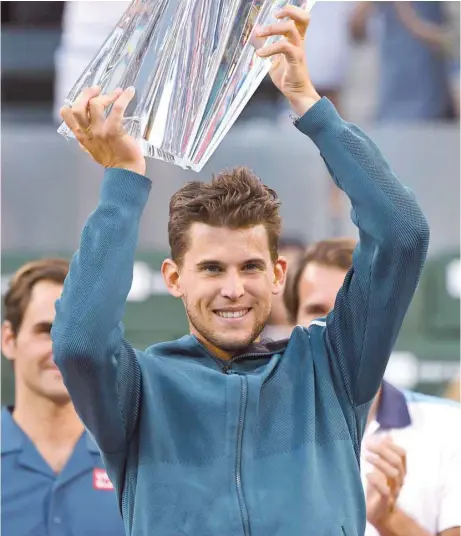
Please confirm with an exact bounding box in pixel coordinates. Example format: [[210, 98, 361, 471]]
[[13, 389, 84, 445], [191, 328, 260, 361], [195, 333, 233, 361], [366, 385, 383, 430]]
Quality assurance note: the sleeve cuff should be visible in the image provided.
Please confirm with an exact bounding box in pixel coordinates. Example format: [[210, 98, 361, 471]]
[[294, 97, 344, 141], [100, 168, 152, 211]]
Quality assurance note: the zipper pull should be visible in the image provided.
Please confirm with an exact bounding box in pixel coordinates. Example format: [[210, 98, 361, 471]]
[[222, 364, 233, 375]]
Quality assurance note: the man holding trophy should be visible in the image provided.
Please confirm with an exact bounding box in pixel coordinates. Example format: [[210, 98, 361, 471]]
[[53, 4, 429, 536]]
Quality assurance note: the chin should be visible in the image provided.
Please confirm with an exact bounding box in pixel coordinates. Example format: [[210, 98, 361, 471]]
[[215, 333, 256, 353], [190, 309, 266, 355], [44, 388, 72, 405]]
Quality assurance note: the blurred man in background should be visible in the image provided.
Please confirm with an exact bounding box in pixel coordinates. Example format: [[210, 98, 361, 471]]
[[1, 259, 124, 536], [350, 1, 458, 122], [262, 236, 306, 340], [285, 238, 461, 536]]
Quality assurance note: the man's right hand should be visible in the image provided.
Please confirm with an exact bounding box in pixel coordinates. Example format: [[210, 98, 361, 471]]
[[60, 86, 146, 176]]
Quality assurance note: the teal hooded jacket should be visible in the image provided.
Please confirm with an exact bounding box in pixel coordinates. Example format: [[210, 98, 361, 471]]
[[52, 98, 430, 536]]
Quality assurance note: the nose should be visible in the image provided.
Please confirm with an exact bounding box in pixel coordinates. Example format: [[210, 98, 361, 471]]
[[220, 271, 245, 300]]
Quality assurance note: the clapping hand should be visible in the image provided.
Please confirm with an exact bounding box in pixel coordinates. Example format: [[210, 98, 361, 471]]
[[364, 436, 407, 528]]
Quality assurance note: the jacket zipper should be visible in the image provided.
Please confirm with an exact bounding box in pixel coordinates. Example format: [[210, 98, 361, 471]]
[[195, 342, 276, 535], [236, 374, 250, 536], [198, 346, 253, 535]]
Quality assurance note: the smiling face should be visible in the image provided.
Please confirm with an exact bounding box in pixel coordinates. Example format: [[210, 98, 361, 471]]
[[162, 223, 287, 359], [2, 280, 70, 404]]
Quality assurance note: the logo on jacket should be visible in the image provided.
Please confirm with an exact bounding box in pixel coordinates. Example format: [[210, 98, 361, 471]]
[[93, 468, 114, 490]]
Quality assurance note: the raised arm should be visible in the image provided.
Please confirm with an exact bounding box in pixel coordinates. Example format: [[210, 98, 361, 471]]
[[52, 87, 149, 453], [257, 6, 430, 407], [297, 99, 429, 406]]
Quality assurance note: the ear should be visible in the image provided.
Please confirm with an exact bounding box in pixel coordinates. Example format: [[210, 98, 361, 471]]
[[2, 321, 17, 362], [161, 258, 183, 298], [272, 256, 288, 296]]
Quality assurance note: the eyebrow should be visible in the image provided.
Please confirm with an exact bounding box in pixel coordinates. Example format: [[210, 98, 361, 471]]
[[33, 321, 53, 333], [196, 258, 267, 269], [196, 260, 224, 269]]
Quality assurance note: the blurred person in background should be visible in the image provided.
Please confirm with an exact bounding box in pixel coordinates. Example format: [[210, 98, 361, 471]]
[[1, 259, 125, 536], [53, 1, 128, 120], [350, 1, 458, 122], [443, 1, 461, 117], [302, 0, 354, 115], [262, 235, 306, 340], [285, 238, 461, 536], [275, 3, 353, 235], [296, 1, 355, 236]]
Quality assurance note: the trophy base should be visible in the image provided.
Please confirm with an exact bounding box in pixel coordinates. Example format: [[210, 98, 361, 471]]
[[139, 139, 202, 173], [57, 123, 203, 173]]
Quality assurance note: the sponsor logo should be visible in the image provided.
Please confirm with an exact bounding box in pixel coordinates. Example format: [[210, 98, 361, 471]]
[[93, 468, 114, 490]]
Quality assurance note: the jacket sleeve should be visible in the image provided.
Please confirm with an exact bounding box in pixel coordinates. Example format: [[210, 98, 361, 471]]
[[52, 168, 151, 453], [296, 98, 430, 407]]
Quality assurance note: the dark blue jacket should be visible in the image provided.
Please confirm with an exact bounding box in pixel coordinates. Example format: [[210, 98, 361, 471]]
[[52, 98, 430, 536]]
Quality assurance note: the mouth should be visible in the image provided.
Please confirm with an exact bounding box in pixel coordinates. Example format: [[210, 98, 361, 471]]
[[213, 308, 251, 320]]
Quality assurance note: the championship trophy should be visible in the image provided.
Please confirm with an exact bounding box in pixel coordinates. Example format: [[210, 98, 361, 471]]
[[58, 0, 316, 172]]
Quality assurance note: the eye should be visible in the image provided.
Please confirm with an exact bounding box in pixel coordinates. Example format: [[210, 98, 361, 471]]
[[36, 323, 52, 334], [243, 263, 262, 272], [200, 264, 222, 273]]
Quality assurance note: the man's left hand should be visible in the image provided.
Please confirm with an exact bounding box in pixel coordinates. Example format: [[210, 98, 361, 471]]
[[364, 436, 407, 529], [255, 5, 321, 116]]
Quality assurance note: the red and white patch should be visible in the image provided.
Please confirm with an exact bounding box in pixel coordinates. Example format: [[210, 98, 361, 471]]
[[93, 468, 114, 490]]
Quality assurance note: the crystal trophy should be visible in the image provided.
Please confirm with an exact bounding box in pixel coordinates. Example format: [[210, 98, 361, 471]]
[[57, 0, 316, 172]]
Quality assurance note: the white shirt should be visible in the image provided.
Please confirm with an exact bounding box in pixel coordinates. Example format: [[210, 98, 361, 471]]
[[361, 383, 461, 535]]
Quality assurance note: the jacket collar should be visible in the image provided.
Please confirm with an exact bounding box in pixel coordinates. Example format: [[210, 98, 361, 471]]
[[236, 337, 289, 357], [193, 334, 288, 360], [376, 381, 412, 430]]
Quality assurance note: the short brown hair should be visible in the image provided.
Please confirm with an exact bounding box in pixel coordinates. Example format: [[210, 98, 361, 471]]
[[3, 258, 69, 335], [168, 167, 281, 265], [284, 238, 356, 323]]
